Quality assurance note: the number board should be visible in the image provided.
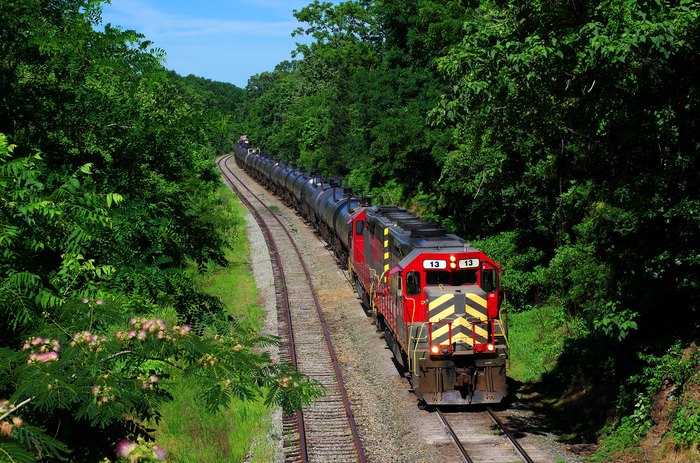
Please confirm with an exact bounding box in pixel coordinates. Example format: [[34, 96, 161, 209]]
[[423, 260, 447, 269], [459, 258, 480, 269]]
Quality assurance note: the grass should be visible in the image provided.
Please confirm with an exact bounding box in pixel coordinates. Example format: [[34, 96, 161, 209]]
[[155, 187, 276, 462], [507, 304, 572, 384], [156, 384, 274, 462]]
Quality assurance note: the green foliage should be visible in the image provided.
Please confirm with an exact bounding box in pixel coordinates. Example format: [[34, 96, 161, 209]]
[[507, 306, 572, 383], [1, 1, 320, 461], [472, 231, 547, 310], [0, 441, 36, 463], [157, 212, 274, 462], [1, 134, 118, 331], [3, 299, 322, 461], [595, 344, 700, 457], [593, 303, 638, 342], [1, 399, 70, 462], [673, 401, 700, 444], [593, 410, 652, 462]]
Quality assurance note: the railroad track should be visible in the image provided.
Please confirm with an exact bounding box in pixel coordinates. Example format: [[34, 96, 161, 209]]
[[218, 155, 366, 463], [436, 407, 536, 463]]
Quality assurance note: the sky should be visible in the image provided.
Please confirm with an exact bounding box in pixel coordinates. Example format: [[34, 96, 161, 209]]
[[100, 0, 317, 88]]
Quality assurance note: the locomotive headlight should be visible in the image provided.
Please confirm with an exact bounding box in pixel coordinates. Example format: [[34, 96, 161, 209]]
[[450, 262, 457, 269], [450, 255, 456, 262], [487, 343, 495, 352], [431, 345, 439, 354]]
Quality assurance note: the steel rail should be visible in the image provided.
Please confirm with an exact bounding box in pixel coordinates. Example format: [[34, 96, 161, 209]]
[[436, 409, 474, 463], [217, 156, 308, 463], [219, 155, 366, 463], [487, 406, 535, 463]]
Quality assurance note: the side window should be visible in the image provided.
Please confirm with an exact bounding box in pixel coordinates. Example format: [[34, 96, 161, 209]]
[[355, 220, 364, 236], [481, 269, 498, 293], [406, 271, 421, 296]]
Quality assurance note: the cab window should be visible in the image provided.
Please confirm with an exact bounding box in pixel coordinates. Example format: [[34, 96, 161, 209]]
[[425, 270, 477, 286], [481, 269, 498, 293], [355, 220, 365, 235], [426, 271, 450, 286], [406, 271, 421, 296]]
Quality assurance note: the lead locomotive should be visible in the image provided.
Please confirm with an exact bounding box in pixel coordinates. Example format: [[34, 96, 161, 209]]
[[234, 137, 508, 405]]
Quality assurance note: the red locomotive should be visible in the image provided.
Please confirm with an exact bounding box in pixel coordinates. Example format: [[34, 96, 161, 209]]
[[234, 138, 509, 405]]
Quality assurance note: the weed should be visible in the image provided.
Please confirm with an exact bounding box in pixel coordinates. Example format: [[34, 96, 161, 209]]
[[155, 187, 276, 462]]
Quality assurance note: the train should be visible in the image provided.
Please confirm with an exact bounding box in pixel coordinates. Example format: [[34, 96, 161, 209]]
[[234, 136, 509, 405]]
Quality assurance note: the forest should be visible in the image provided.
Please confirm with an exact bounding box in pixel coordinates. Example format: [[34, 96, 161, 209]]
[[1, 0, 698, 462], [1, 1, 321, 462]]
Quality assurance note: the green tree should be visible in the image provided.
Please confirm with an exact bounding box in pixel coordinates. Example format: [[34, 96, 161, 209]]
[[1, 1, 323, 460]]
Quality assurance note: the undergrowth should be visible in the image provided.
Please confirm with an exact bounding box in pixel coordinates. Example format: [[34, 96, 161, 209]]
[[507, 305, 575, 384], [590, 343, 700, 462], [155, 186, 276, 462]]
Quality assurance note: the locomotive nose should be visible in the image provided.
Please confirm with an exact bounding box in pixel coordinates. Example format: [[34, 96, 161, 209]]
[[426, 287, 490, 349]]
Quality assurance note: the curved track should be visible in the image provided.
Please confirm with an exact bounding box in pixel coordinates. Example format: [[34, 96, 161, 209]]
[[218, 155, 366, 463]]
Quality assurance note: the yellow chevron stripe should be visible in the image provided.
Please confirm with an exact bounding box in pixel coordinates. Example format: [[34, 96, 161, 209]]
[[432, 321, 488, 340], [452, 332, 472, 345], [452, 317, 489, 339], [466, 293, 487, 307], [384, 228, 388, 236], [465, 306, 487, 321], [432, 324, 450, 339], [384, 252, 389, 259], [432, 329, 474, 346], [430, 307, 455, 322], [428, 294, 454, 310]]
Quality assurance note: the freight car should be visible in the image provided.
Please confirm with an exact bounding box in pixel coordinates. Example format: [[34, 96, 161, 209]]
[[234, 137, 509, 405]]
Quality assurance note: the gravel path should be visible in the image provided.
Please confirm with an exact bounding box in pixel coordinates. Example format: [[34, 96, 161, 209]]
[[243, 199, 284, 463]]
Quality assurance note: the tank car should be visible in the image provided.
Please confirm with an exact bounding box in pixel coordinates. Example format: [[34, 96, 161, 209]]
[[233, 139, 509, 405]]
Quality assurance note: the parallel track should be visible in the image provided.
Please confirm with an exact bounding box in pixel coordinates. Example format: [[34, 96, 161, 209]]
[[436, 407, 535, 463], [218, 155, 366, 463]]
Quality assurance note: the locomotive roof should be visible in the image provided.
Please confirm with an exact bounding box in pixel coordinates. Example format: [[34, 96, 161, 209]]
[[366, 206, 475, 251]]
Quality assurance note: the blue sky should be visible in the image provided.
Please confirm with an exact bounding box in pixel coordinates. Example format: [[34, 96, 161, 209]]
[[100, 0, 316, 88]]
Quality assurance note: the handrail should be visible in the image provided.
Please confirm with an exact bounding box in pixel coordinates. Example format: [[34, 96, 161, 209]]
[[406, 298, 417, 372], [372, 269, 388, 319], [369, 268, 377, 318], [412, 323, 427, 376], [497, 306, 511, 364]]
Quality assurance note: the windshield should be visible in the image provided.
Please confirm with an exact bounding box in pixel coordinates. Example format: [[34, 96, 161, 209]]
[[425, 270, 477, 286]]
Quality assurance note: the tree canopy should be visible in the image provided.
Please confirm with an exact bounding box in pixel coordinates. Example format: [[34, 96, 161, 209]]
[[1, 1, 319, 461]]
